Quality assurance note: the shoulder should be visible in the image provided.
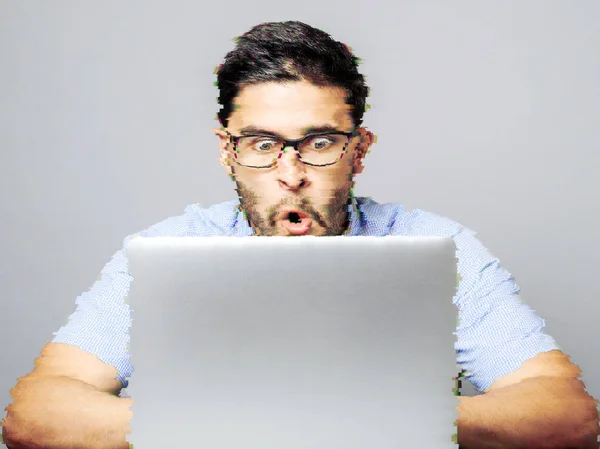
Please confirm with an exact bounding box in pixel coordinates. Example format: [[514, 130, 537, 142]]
[[357, 197, 464, 237], [359, 197, 495, 288], [182, 200, 240, 234], [122, 200, 239, 246]]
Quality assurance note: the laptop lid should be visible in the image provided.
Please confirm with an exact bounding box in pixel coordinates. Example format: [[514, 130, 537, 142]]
[[126, 236, 459, 448]]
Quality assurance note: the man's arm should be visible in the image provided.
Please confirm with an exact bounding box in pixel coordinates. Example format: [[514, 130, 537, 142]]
[[2, 342, 132, 449], [456, 350, 600, 449]]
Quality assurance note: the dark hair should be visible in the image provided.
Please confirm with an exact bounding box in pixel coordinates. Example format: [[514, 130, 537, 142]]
[[216, 21, 370, 129]]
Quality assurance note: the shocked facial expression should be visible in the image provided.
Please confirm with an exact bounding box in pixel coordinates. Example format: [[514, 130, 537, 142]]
[[213, 80, 374, 236]]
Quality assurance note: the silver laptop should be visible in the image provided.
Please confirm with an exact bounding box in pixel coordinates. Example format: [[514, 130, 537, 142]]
[[125, 236, 459, 448]]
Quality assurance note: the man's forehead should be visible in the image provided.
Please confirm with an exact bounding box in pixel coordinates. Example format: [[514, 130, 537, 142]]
[[228, 83, 353, 134], [233, 82, 349, 112]]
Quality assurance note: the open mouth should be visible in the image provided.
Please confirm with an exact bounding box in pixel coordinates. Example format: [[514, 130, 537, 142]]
[[287, 211, 302, 223], [280, 209, 312, 235]]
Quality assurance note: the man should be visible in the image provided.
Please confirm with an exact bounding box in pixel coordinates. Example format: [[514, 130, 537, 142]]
[[2, 21, 598, 449]]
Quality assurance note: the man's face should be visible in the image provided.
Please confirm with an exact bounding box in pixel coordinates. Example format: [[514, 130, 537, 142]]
[[213, 80, 374, 236]]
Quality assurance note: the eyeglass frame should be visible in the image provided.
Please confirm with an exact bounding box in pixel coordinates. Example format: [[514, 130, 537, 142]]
[[224, 129, 360, 169]]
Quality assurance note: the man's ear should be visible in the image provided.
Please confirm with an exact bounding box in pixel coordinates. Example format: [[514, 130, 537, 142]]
[[212, 127, 234, 173], [212, 127, 229, 151], [352, 127, 375, 175]]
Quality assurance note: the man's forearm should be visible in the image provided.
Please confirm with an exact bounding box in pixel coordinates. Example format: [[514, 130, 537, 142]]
[[457, 376, 599, 449], [2, 375, 132, 449]]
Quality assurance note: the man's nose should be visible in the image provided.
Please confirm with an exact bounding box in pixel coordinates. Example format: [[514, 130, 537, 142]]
[[277, 147, 308, 191]]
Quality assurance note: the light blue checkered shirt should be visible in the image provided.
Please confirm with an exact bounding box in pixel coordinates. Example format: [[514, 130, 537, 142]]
[[52, 196, 560, 392]]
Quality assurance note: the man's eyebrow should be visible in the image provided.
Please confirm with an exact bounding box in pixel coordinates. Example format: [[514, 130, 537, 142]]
[[238, 126, 279, 136], [302, 125, 342, 134], [238, 124, 343, 136]]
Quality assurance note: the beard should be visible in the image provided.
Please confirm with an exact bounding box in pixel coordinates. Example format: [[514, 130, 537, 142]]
[[235, 182, 351, 236]]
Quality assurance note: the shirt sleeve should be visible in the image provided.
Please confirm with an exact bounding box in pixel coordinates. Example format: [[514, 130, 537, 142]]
[[452, 227, 561, 392], [52, 208, 202, 388], [52, 247, 133, 387]]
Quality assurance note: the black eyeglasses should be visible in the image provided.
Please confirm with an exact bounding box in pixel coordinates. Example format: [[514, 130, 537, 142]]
[[225, 130, 358, 168]]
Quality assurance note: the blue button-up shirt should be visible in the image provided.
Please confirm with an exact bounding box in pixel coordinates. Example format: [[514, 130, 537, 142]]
[[52, 196, 560, 392]]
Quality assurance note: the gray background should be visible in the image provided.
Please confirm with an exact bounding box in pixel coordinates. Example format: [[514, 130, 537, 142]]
[[1, 0, 599, 433]]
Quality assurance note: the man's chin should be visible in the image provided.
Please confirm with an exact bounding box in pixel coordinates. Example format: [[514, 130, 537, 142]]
[[275, 228, 315, 237], [274, 224, 324, 237], [251, 221, 329, 236]]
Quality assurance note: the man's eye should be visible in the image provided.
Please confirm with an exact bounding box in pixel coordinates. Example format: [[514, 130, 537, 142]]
[[255, 140, 278, 151], [311, 138, 333, 150]]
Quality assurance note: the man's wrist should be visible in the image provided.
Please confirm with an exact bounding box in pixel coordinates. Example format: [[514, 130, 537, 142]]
[[457, 376, 599, 449]]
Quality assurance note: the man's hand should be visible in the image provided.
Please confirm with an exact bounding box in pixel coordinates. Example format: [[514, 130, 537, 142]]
[[457, 350, 599, 448], [2, 343, 133, 449]]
